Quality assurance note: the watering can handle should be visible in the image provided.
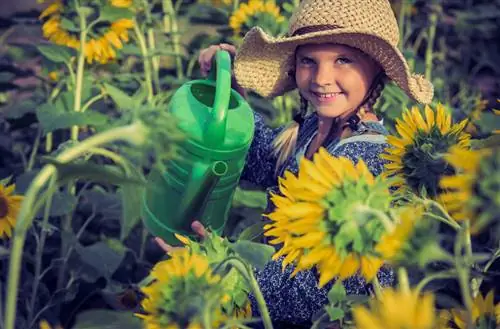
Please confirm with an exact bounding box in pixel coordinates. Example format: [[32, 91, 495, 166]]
[[204, 50, 231, 148]]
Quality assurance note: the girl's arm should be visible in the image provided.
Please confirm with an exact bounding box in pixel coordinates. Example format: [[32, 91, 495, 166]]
[[239, 111, 284, 189]]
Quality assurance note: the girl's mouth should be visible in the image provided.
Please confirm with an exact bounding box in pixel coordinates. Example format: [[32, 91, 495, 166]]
[[311, 91, 343, 103]]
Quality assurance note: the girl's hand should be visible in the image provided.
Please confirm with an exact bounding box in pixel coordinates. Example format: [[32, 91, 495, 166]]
[[198, 43, 237, 77], [198, 43, 246, 98], [154, 220, 207, 254]]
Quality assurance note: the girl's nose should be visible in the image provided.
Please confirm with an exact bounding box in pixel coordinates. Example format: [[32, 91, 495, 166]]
[[312, 63, 334, 87]]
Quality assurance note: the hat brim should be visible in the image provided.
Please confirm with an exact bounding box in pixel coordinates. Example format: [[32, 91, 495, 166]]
[[234, 27, 433, 104]]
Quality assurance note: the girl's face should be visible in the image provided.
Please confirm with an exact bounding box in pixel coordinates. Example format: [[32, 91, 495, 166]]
[[295, 43, 381, 118]]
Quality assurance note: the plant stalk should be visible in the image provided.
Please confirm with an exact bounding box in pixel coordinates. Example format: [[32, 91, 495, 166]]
[[162, 0, 184, 79], [424, 9, 438, 82], [133, 20, 154, 102], [71, 9, 88, 141], [215, 258, 273, 329], [4, 122, 148, 329]]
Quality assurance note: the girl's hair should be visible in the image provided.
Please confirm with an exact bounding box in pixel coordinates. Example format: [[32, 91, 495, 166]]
[[271, 73, 387, 173], [271, 94, 308, 173]]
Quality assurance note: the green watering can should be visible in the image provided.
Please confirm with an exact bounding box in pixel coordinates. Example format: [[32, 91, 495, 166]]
[[141, 50, 255, 245]]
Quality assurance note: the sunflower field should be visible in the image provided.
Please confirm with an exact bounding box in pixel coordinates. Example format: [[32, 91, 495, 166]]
[[0, 0, 499, 329]]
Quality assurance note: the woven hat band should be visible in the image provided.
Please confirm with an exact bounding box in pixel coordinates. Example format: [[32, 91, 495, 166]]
[[291, 25, 342, 37]]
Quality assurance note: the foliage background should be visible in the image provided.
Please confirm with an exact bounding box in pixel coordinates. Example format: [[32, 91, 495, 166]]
[[0, 0, 498, 328]]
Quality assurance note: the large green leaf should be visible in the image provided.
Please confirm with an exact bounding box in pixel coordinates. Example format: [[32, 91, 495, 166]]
[[103, 83, 134, 111], [229, 240, 274, 270], [99, 5, 135, 21], [72, 310, 142, 329], [327, 281, 346, 304], [118, 184, 144, 240], [70, 241, 126, 282], [37, 44, 75, 63], [36, 102, 108, 134]]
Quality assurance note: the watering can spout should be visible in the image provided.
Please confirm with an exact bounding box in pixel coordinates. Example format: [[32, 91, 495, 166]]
[[176, 160, 229, 227]]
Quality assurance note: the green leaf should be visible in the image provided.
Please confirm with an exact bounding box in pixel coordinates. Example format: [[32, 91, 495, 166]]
[[37, 44, 74, 63], [99, 5, 135, 21], [237, 221, 265, 241], [118, 184, 144, 240], [72, 310, 142, 329], [36, 103, 108, 134], [327, 281, 346, 304], [60, 17, 79, 32], [132, 85, 148, 109], [325, 306, 345, 321], [41, 159, 146, 186], [0, 176, 12, 186], [232, 187, 267, 209], [103, 83, 134, 110], [34, 191, 77, 219], [71, 241, 126, 282], [229, 240, 274, 270]]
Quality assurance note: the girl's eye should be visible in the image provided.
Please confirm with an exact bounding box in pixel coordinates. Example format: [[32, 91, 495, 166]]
[[299, 57, 315, 65], [336, 57, 352, 65]]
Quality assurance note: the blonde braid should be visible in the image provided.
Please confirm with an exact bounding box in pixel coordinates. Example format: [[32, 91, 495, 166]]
[[272, 95, 308, 173], [363, 75, 387, 112]]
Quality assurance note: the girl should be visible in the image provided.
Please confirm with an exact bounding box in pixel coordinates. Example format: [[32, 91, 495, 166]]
[[157, 0, 434, 327]]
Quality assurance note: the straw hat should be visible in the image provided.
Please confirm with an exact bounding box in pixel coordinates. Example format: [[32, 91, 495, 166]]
[[233, 0, 434, 104]]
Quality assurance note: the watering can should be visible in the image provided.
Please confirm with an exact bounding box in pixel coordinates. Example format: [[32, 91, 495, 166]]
[[141, 50, 255, 245]]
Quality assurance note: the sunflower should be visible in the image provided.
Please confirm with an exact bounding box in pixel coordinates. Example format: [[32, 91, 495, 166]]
[[264, 148, 397, 287], [352, 285, 447, 329], [0, 183, 23, 239], [137, 249, 229, 329], [173, 232, 252, 320], [229, 0, 285, 36], [375, 205, 444, 268], [440, 146, 499, 233], [381, 104, 470, 199], [39, 0, 134, 64], [449, 291, 500, 329]]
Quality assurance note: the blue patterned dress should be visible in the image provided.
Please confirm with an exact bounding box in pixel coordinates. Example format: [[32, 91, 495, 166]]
[[239, 111, 395, 328]]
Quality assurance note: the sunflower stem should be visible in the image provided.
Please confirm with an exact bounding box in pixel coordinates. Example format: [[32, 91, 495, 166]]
[[424, 7, 438, 82], [371, 275, 383, 299], [133, 19, 154, 103], [27, 173, 58, 326], [71, 8, 88, 141], [162, 0, 184, 79], [415, 270, 457, 295], [397, 0, 407, 49], [214, 258, 273, 329], [3, 122, 148, 329], [423, 199, 460, 230], [81, 93, 105, 113], [475, 247, 500, 293], [397, 267, 410, 293], [455, 222, 474, 329]]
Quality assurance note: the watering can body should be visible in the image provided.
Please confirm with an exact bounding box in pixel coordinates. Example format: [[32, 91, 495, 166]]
[[142, 50, 255, 245]]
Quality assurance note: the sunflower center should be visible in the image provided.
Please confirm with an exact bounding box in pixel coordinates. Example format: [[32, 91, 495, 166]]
[[0, 196, 8, 218], [401, 127, 459, 198]]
